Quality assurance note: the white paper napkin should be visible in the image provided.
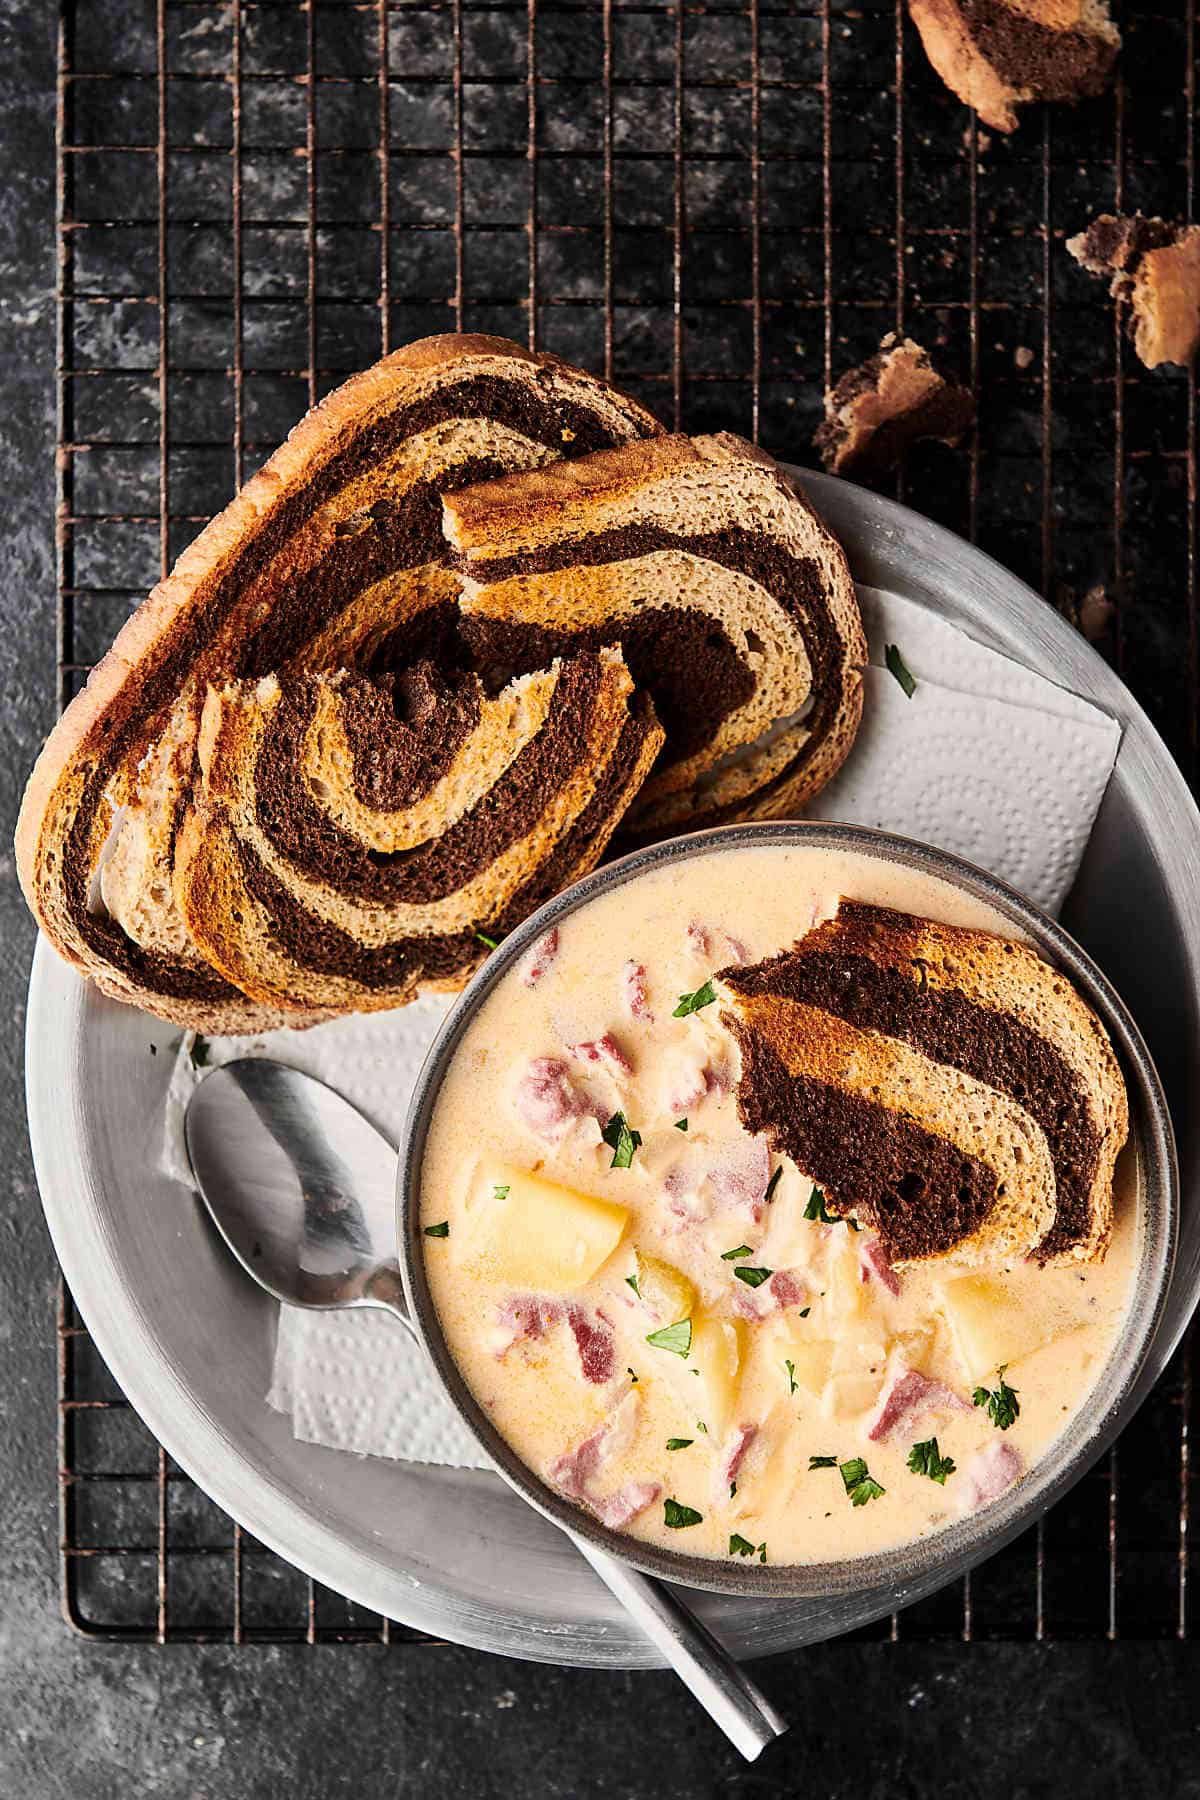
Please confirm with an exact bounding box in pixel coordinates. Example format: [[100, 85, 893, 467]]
[[161, 585, 1120, 1473], [808, 587, 1121, 916], [166, 1000, 493, 1469]]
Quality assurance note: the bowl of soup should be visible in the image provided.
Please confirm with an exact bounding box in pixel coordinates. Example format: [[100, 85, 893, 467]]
[[397, 823, 1176, 1597]]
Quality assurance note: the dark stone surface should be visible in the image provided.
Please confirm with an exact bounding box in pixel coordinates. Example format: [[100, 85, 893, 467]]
[[3, 2, 1200, 1795]]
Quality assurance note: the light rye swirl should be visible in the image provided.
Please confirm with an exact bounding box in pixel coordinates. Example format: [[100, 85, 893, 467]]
[[173, 649, 664, 1015], [717, 901, 1128, 1269], [15, 335, 662, 1030], [444, 431, 866, 839]]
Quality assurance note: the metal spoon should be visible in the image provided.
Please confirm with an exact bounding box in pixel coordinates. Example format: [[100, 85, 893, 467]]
[[185, 1058, 788, 1762]]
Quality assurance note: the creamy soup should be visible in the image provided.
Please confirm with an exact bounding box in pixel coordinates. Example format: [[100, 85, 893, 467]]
[[419, 845, 1139, 1567]]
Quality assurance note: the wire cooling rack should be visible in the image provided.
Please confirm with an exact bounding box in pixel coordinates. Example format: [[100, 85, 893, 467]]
[[55, 0, 1197, 1642]]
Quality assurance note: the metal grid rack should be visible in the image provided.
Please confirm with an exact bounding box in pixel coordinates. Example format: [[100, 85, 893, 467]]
[[55, 0, 1197, 1643]]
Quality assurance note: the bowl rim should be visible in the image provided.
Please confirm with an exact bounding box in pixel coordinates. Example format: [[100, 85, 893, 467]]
[[397, 819, 1178, 1600]]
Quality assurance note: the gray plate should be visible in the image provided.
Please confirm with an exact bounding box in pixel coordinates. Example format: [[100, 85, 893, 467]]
[[24, 469, 1200, 1666]]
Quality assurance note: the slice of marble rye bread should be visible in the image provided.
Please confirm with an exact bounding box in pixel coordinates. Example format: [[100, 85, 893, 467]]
[[443, 432, 867, 838], [15, 334, 663, 1030], [907, 0, 1120, 136], [176, 650, 662, 1015], [716, 900, 1128, 1269]]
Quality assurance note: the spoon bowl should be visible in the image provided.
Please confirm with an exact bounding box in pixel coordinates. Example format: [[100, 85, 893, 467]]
[[184, 1059, 407, 1315]]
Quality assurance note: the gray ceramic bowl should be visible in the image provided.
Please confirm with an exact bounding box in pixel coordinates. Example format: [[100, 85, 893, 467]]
[[398, 820, 1178, 1600]]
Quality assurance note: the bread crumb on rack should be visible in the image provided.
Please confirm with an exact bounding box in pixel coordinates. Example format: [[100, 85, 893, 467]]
[[908, 0, 1120, 136], [1067, 213, 1200, 371], [814, 335, 974, 477]]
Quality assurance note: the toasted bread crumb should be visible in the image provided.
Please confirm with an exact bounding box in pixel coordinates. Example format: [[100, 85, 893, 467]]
[[909, 0, 1120, 136], [815, 335, 974, 476], [1068, 213, 1200, 370], [1055, 582, 1116, 644]]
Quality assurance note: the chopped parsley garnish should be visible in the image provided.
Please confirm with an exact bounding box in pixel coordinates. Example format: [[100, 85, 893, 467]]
[[885, 642, 917, 699], [733, 1266, 773, 1289], [840, 1457, 886, 1506], [664, 1499, 703, 1529], [803, 1186, 859, 1229], [696, 1420, 708, 1434], [729, 1534, 767, 1563], [973, 1366, 1021, 1432], [729, 1481, 737, 1498], [423, 1221, 450, 1239], [601, 1111, 643, 1169], [666, 1437, 693, 1452], [474, 930, 499, 951], [673, 979, 717, 1018], [646, 1319, 692, 1358], [627, 1368, 639, 1383], [798, 1306, 811, 1318], [189, 1035, 210, 1070], [907, 1437, 957, 1485], [493, 1184, 510, 1202], [808, 1454, 839, 1470], [785, 1359, 798, 1395], [674, 1117, 689, 1132], [721, 1244, 754, 1261], [764, 1166, 782, 1204], [625, 1273, 640, 1297]]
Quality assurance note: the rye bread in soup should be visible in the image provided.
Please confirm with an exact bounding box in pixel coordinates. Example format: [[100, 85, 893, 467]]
[[717, 899, 1128, 1270]]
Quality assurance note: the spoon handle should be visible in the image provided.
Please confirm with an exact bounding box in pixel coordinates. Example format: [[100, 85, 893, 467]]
[[373, 1295, 786, 1758], [566, 1533, 787, 1762]]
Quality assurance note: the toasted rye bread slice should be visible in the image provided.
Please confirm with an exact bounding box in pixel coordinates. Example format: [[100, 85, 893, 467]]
[[908, 0, 1120, 136], [16, 335, 662, 1030], [173, 648, 663, 1015], [717, 899, 1128, 1268], [443, 432, 866, 838]]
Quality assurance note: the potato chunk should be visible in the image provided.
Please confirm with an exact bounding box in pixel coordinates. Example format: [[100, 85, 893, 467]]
[[826, 1239, 868, 1324], [462, 1162, 628, 1290], [777, 1330, 834, 1397], [689, 1314, 746, 1439], [824, 1331, 889, 1418], [937, 1273, 1059, 1384], [823, 1369, 886, 1418], [635, 1251, 697, 1322]]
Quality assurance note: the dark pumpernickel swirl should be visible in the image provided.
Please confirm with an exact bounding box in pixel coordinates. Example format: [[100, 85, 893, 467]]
[[730, 1023, 999, 1262]]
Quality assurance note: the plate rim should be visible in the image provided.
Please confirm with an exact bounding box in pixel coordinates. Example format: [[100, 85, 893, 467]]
[[26, 466, 1200, 1665]]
